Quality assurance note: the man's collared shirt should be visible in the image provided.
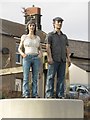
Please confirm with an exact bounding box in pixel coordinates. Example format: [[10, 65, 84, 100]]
[[45, 30, 69, 62]]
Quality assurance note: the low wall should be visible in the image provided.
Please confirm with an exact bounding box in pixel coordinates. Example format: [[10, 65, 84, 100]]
[[0, 98, 84, 119]]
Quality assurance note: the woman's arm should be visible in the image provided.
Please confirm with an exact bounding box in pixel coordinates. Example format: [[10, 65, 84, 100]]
[[18, 36, 26, 58], [38, 43, 43, 58]]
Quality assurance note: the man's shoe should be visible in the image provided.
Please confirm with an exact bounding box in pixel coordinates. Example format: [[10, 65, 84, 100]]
[[35, 96, 40, 98], [56, 96, 65, 99], [32, 96, 40, 98], [46, 96, 54, 99]]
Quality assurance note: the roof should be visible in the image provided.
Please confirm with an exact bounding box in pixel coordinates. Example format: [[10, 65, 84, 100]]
[[69, 39, 90, 59], [0, 18, 25, 37], [69, 39, 90, 72], [36, 30, 46, 43], [0, 18, 46, 42]]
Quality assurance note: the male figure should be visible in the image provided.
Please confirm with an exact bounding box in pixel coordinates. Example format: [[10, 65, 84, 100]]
[[45, 17, 71, 98]]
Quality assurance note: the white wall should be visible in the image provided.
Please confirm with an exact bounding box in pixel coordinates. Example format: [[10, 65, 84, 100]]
[[88, 72, 90, 86], [69, 63, 89, 86]]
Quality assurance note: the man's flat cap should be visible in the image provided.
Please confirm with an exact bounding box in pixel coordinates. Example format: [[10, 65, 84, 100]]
[[53, 17, 64, 22]]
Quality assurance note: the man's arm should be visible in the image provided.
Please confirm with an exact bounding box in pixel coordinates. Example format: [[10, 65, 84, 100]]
[[66, 46, 71, 67], [46, 44, 53, 64]]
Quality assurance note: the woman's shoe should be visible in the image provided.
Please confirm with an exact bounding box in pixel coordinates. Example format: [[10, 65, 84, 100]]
[[22, 96, 29, 98]]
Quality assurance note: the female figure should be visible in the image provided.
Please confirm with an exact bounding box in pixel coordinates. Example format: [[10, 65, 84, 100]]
[[18, 20, 42, 98]]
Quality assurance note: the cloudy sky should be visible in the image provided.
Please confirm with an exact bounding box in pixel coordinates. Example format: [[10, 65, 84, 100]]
[[0, 0, 89, 41]]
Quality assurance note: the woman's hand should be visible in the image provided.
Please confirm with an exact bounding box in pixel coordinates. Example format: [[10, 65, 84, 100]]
[[38, 51, 43, 58], [22, 53, 27, 58]]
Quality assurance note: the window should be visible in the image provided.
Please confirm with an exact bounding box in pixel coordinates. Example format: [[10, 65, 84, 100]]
[[15, 78, 22, 91], [16, 43, 22, 64]]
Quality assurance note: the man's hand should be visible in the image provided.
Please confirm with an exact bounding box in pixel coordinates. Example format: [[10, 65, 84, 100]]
[[67, 57, 71, 67], [48, 57, 53, 64]]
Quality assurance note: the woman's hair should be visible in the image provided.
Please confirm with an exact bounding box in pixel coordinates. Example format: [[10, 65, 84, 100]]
[[26, 19, 36, 35]]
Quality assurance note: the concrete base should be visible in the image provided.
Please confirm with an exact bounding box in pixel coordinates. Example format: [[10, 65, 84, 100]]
[[0, 98, 84, 119]]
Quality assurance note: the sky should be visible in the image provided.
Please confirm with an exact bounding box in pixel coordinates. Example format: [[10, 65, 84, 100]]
[[0, 0, 89, 41]]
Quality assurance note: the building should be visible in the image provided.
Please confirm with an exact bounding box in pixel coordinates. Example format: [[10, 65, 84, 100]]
[[0, 18, 25, 98], [0, 5, 90, 98], [69, 40, 90, 86]]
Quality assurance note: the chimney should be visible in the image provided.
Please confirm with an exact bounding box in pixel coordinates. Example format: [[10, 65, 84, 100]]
[[23, 5, 42, 30]]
